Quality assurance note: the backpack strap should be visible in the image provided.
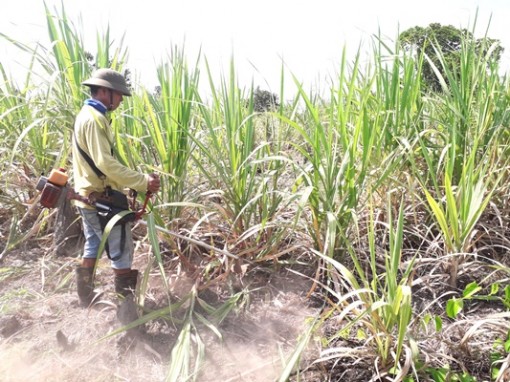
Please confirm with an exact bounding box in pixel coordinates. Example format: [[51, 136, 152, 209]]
[[73, 131, 129, 258], [73, 131, 107, 180]]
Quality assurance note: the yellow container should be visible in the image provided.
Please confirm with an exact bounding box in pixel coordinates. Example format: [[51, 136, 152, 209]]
[[48, 167, 68, 186]]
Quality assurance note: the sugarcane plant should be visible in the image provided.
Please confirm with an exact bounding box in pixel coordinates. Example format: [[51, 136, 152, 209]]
[[316, 197, 415, 379], [190, 57, 295, 265], [278, 47, 384, 261], [408, 31, 510, 287], [115, 46, 200, 222]]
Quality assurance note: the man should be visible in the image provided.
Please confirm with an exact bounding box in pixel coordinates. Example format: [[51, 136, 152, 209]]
[[72, 68, 160, 323]]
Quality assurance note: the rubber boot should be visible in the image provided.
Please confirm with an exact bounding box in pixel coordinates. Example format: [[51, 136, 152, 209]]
[[76, 267, 95, 307], [114, 269, 139, 325]]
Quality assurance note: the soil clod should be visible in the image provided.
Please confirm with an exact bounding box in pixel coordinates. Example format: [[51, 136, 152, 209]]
[[0, 315, 21, 338]]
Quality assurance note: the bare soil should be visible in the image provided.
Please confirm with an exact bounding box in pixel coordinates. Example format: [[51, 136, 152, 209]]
[[0, 214, 322, 382], [3, 204, 510, 382]]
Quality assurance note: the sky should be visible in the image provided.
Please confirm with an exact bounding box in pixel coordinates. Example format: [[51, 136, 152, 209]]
[[1, 0, 510, 96]]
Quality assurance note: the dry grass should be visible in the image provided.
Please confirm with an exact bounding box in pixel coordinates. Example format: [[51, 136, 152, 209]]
[[0, 214, 321, 382]]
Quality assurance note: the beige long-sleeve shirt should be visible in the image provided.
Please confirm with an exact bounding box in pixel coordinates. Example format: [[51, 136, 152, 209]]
[[72, 103, 148, 209]]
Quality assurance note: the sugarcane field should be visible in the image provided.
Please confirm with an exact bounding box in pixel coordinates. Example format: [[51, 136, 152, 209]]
[[2, 3, 510, 382]]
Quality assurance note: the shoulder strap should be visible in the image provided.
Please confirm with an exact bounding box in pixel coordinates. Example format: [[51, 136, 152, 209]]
[[73, 131, 106, 180]]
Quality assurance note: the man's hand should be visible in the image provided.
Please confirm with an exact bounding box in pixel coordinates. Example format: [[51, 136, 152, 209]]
[[147, 173, 161, 193]]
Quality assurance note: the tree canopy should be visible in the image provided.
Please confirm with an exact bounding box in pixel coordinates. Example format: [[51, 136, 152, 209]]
[[398, 23, 504, 91], [253, 86, 279, 112]]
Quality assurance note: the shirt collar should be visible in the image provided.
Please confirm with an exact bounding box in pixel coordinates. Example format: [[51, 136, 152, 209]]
[[84, 99, 108, 114]]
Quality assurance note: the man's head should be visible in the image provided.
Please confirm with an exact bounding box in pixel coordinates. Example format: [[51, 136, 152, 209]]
[[82, 68, 131, 111]]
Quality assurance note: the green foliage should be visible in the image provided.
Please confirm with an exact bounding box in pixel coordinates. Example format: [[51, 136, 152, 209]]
[[116, 46, 200, 220], [447, 281, 510, 319], [404, 361, 478, 381], [189, 57, 295, 262], [194, 57, 258, 235], [1, 1, 130, 175], [406, 28, 510, 285], [4, 6, 510, 381], [372, 34, 424, 155], [399, 22, 503, 92], [446, 297, 464, 319], [424, 366, 476, 382], [318, 199, 415, 375], [252, 86, 279, 112], [491, 330, 510, 379], [279, 47, 385, 258]]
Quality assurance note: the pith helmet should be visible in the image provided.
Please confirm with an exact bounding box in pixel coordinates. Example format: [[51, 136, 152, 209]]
[[82, 68, 131, 96]]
